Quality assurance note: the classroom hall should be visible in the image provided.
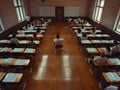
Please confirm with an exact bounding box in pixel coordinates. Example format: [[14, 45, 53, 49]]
[[0, 0, 120, 90]]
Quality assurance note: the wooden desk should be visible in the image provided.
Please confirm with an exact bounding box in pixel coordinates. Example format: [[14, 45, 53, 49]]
[[101, 72, 120, 88], [0, 47, 12, 52], [81, 40, 93, 47], [17, 30, 37, 34], [93, 60, 109, 66], [107, 58, 120, 65], [0, 58, 16, 65], [11, 48, 25, 53], [86, 48, 99, 54], [2, 73, 23, 83], [39, 27, 47, 30], [103, 72, 120, 83], [90, 40, 102, 47], [0, 72, 6, 81], [14, 59, 30, 66], [0, 58, 30, 66], [0, 40, 9, 44], [18, 40, 29, 45], [72, 27, 81, 30], [24, 48, 36, 54], [97, 48, 107, 54]]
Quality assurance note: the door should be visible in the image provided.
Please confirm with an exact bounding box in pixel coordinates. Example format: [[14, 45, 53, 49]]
[[55, 7, 64, 21]]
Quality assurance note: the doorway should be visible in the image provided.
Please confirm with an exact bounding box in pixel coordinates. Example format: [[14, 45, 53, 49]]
[[55, 7, 64, 21]]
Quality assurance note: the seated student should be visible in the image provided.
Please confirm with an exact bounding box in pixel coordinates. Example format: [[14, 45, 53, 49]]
[[104, 85, 119, 90], [53, 34, 64, 51], [93, 53, 107, 63], [36, 27, 41, 34], [32, 33, 40, 40], [81, 32, 88, 40], [10, 34, 19, 48], [27, 39, 37, 48], [111, 40, 120, 56], [77, 29, 81, 34], [103, 46, 112, 58]]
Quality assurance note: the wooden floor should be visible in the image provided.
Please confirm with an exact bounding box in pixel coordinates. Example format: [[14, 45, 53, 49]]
[[25, 22, 100, 90]]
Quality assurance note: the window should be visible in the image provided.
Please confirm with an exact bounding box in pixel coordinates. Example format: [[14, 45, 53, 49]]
[[92, 0, 105, 22], [0, 18, 4, 33], [13, 0, 26, 22], [116, 19, 120, 32], [114, 8, 120, 33]]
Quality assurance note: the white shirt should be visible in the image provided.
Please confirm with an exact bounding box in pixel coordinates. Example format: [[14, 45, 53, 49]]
[[93, 56, 107, 63], [112, 44, 120, 54], [10, 38, 18, 45], [54, 38, 64, 45]]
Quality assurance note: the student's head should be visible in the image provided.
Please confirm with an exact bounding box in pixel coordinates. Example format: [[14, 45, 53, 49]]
[[81, 24, 84, 29], [106, 46, 111, 52], [78, 29, 81, 33], [34, 33, 37, 37], [12, 34, 16, 38], [37, 27, 40, 33], [82, 33, 87, 37], [56, 34, 60, 39], [113, 40, 118, 45]]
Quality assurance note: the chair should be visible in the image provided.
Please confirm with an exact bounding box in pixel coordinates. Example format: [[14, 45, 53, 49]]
[[54, 44, 63, 53]]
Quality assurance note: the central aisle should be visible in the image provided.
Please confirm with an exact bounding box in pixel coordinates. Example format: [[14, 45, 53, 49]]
[[25, 22, 99, 90]]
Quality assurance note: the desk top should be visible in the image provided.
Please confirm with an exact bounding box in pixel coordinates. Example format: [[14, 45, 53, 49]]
[[0, 47, 12, 52], [97, 48, 107, 54], [24, 48, 36, 54], [86, 48, 98, 53], [11, 48, 25, 53], [2, 73, 23, 83], [91, 40, 102, 43], [81, 40, 91, 44], [14, 59, 30, 66], [18, 40, 29, 44], [0, 40, 9, 43], [107, 58, 120, 65], [103, 72, 120, 82], [0, 58, 30, 66]]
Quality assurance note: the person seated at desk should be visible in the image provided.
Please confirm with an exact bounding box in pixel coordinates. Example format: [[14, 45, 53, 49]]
[[36, 27, 41, 34], [27, 23, 34, 31], [53, 34, 64, 52], [104, 85, 119, 90], [80, 32, 88, 40], [111, 40, 120, 56], [10, 34, 19, 48], [103, 46, 112, 58], [93, 53, 107, 63], [27, 39, 37, 48], [81, 24, 86, 32], [77, 29, 81, 33], [32, 33, 40, 40]]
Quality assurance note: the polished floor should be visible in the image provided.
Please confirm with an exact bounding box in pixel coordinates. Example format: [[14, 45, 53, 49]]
[[25, 22, 100, 90]]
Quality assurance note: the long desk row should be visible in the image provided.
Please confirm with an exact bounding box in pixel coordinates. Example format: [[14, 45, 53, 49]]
[[0, 40, 40, 47], [81, 40, 113, 47], [0, 18, 50, 90], [70, 19, 120, 89]]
